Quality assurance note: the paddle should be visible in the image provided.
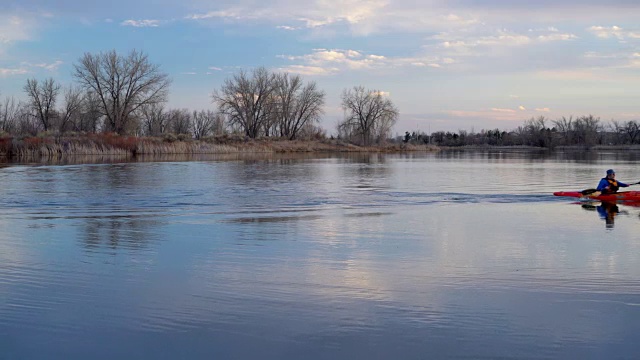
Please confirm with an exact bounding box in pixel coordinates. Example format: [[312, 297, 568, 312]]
[[581, 181, 640, 196]]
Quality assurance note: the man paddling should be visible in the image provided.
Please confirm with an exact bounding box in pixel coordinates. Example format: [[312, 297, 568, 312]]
[[596, 169, 630, 194]]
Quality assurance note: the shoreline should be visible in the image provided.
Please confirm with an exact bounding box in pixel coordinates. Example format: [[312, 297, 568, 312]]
[[4, 134, 640, 164], [0, 134, 440, 161]]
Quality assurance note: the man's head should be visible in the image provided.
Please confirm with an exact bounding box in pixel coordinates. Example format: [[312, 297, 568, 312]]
[[607, 169, 615, 178]]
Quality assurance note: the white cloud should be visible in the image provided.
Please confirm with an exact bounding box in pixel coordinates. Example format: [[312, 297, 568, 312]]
[[411, 61, 442, 68], [180, 72, 197, 75], [185, 2, 481, 36], [30, 60, 63, 71], [0, 15, 36, 55], [436, 28, 579, 56], [537, 33, 578, 42], [279, 48, 451, 75], [277, 64, 340, 76], [437, 33, 532, 56], [121, 19, 161, 27], [441, 13, 478, 26], [536, 108, 551, 112], [519, 105, 526, 111], [281, 49, 383, 70], [588, 25, 640, 40], [0, 67, 28, 77], [491, 108, 516, 113], [1, 60, 65, 77], [529, 26, 560, 33], [208, 66, 223, 71], [186, 8, 261, 21]]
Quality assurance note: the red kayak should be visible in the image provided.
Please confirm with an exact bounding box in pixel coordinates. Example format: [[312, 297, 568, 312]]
[[554, 191, 640, 201]]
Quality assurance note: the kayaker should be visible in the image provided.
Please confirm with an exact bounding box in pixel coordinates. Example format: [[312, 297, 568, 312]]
[[596, 169, 629, 194]]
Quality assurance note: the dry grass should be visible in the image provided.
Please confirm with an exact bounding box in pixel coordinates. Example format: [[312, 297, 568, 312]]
[[0, 133, 440, 161]]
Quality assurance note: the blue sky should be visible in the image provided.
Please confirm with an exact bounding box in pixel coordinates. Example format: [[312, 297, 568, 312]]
[[2, 0, 640, 134]]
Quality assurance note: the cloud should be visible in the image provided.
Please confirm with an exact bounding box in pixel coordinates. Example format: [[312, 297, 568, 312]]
[[186, 8, 272, 21], [121, 19, 161, 27], [0, 16, 32, 44], [491, 108, 516, 113], [537, 33, 578, 42], [0, 67, 28, 77], [30, 60, 64, 71], [208, 66, 222, 71], [185, 1, 480, 36], [588, 25, 640, 40], [277, 64, 340, 76], [536, 108, 551, 112], [411, 62, 441, 68], [280, 49, 386, 71], [278, 48, 451, 75], [441, 13, 478, 26], [180, 72, 197, 75], [432, 27, 528, 48], [435, 28, 578, 56], [0, 60, 65, 77], [0, 14, 39, 56], [519, 106, 526, 110]]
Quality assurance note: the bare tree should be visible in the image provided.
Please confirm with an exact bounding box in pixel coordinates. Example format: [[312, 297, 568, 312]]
[[272, 73, 325, 140], [76, 91, 103, 133], [192, 110, 224, 139], [56, 86, 84, 132], [552, 116, 573, 145], [212, 67, 276, 138], [1, 96, 24, 134], [17, 106, 40, 136], [23, 78, 61, 132], [618, 120, 640, 144], [138, 103, 167, 136], [73, 49, 171, 134], [574, 115, 601, 145], [340, 86, 399, 145], [166, 108, 191, 135]]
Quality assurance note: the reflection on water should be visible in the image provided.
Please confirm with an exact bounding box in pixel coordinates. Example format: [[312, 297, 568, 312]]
[[2, 150, 640, 359], [580, 200, 640, 229]]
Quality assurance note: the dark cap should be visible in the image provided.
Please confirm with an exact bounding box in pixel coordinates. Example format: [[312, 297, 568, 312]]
[[607, 169, 615, 175]]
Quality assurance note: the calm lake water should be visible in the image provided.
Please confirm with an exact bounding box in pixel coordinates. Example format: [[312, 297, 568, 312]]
[[2, 150, 640, 359]]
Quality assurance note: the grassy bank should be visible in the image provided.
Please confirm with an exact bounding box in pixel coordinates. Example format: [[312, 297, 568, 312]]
[[0, 133, 440, 160]]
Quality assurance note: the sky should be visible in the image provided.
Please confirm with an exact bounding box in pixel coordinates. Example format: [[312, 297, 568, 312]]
[[1, 0, 640, 134]]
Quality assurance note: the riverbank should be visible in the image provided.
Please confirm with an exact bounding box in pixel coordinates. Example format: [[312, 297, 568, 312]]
[[0, 133, 440, 160]]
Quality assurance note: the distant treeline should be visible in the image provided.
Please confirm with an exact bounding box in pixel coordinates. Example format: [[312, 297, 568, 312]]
[[1, 49, 637, 150], [401, 115, 640, 148]]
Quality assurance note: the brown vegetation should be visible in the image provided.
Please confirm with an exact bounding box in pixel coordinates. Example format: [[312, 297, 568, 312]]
[[0, 133, 439, 161]]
